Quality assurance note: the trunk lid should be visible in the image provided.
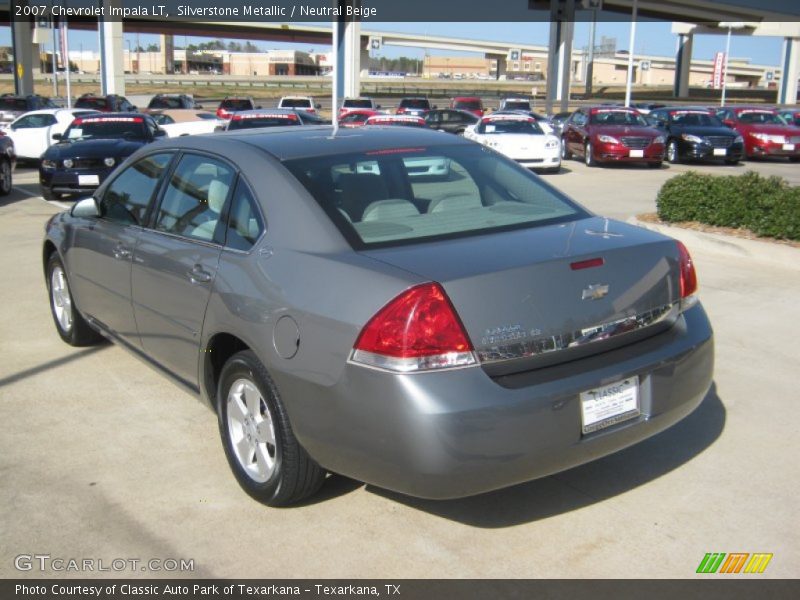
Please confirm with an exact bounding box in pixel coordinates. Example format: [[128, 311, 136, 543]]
[[361, 217, 682, 376]]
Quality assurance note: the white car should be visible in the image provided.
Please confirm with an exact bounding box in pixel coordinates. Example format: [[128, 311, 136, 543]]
[[464, 114, 561, 173], [148, 109, 224, 137], [6, 108, 99, 161], [278, 95, 321, 114]]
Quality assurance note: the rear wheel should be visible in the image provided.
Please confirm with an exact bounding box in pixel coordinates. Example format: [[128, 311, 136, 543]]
[[217, 350, 326, 506], [666, 140, 680, 164], [0, 158, 12, 196], [46, 253, 102, 346], [585, 141, 596, 167]]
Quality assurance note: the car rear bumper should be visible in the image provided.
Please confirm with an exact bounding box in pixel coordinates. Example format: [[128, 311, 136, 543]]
[[278, 302, 714, 499]]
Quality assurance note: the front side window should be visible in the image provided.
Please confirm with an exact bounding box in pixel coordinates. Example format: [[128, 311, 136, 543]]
[[285, 144, 587, 249], [12, 114, 57, 129], [154, 154, 235, 242], [224, 181, 264, 251], [100, 153, 173, 225]]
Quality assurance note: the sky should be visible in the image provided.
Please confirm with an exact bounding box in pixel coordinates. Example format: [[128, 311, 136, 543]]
[[0, 20, 785, 67]]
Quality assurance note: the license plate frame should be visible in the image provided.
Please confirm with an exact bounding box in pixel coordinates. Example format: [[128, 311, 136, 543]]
[[629, 149, 644, 158], [713, 148, 727, 156], [78, 174, 100, 186], [580, 376, 640, 435], [782, 143, 795, 151]]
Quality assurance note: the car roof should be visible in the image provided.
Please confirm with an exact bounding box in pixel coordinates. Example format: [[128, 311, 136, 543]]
[[172, 125, 472, 161]]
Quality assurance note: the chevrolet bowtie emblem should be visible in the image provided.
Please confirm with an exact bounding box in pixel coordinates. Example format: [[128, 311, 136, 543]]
[[582, 284, 610, 300]]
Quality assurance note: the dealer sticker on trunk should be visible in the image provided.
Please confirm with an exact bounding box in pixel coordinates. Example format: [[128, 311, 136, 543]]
[[580, 376, 640, 434]]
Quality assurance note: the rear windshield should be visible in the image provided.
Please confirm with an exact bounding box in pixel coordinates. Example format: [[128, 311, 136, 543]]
[[454, 99, 482, 110], [63, 117, 147, 141], [478, 119, 544, 134], [148, 96, 186, 109], [75, 97, 109, 110], [344, 99, 373, 108], [668, 111, 723, 127], [284, 144, 587, 249], [220, 99, 253, 111], [590, 110, 648, 126], [399, 99, 430, 109], [280, 98, 312, 108], [227, 114, 302, 130], [503, 101, 530, 110], [0, 98, 29, 111]]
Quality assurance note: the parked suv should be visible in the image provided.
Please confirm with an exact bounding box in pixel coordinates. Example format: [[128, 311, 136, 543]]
[[278, 96, 322, 114], [338, 97, 379, 118], [216, 96, 257, 120], [396, 97, 433, 117], [147, 94, 196, 110], [0, 94, 58, 128], [498, 97, 532, 112], [449, 96, 484, 117], [75, 94, 136, 113]]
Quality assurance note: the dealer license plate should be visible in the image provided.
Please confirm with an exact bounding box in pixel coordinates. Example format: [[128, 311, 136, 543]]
[[782, 143, 795, 151], [580, 376, 640, 435], [629, 149, 644, 158], [78, 174, 100, 186], [713, 148, 727, 156]]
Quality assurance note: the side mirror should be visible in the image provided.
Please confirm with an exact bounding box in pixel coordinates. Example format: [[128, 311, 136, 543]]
[[154, 129, 167, 138], [315, 103, 322, 109], [433, 105, 438, 109], [70, 197, 99, 218], [722, 119, 735, 128], [256, 105, 262, 109], [131, 106, 138, 111], [376, 104, 381, 109], [52, 133, 62, 140], [214, 125, 225, 132]]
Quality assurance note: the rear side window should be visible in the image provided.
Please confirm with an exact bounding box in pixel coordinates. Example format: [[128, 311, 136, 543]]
[[284, 144, 587, 249], [154, 155, 235, 242], [100, 153, 173, 225], [224, 181, 264, 251]]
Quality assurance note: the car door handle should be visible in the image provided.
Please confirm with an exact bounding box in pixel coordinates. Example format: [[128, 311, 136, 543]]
[[188, 265, 213, 285], [112, 244, 131, 260]]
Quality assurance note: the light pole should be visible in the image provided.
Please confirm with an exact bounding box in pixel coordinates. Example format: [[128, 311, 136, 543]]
[[125, 40, 131, 73], [624, 0, 638, 107], [720, 22, 746, 107]]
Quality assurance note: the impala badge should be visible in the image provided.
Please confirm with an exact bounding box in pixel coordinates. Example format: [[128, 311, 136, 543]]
[[582, 284, 610, 301]]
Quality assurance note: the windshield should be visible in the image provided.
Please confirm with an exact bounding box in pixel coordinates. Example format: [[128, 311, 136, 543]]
[[590, 110, 648, 126], [400, 99, 430, 109], [737, 111, 784, 125], [503, 101, 530, 110], [63, 117, 147, 141], [227, 114, 302, 130], [479, 119, 544, 134], [148, 96, 186, 109], [284, 144, 587, 249], [669, 111, 724, 127], [220, 99, 252, 111], [281, 98, 312, 108], [454, 100, 482, 110]]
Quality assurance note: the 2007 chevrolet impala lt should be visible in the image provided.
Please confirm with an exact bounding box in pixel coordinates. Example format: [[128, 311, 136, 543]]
[[43, 126, 714, 506]]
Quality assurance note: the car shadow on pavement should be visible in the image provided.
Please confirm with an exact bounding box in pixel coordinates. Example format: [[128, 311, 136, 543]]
[[0, 345, 108, 389], [368, 383, 725, 528]]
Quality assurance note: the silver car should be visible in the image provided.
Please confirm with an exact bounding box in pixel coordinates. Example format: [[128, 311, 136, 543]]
[[43, 126, 714, 506]]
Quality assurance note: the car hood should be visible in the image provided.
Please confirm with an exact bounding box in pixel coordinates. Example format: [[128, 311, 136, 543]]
[[735, 123, 800, 136], [589, 125, 660, 137], [43, 137, 148, 159]]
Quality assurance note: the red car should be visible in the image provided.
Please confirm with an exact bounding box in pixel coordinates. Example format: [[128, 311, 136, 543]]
[[338, 109, 381, 128], [716, 106, 800, 161], [561, 106, 665, 167], [450, 96, 484, 117], [364, 115, 427, 128]]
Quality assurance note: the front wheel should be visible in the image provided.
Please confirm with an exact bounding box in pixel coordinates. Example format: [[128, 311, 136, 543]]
[[666, 140, 680, 163], [46, 253, 102, 346], [585, 141, 596, 167], [0, 158, 12, 196], [217, 350, 326, 506], [725, 158, 740, 165], [647, 161, 663, 169], [789, 156, 800, 163]]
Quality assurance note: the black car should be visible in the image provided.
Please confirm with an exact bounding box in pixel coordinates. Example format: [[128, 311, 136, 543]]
[[648, 107, 744, 164], [147, 94, 196, 110], [0, 130, 16, 196], [39, 113, 165, 200], [424, 109, 480, 134], [75, 94, 137, 113], [0, 94, 58, 127]]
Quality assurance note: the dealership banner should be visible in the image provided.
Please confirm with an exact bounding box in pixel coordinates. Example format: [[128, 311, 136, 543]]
[[712, 51, 725, 89], [3, 580, 799, 600]]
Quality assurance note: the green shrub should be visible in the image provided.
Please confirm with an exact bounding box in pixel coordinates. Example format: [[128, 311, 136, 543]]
[[656, 170, 800, 241]]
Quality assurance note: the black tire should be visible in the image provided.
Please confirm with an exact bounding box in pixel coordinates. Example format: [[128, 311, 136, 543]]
[[0, 158, 11, 196], [724, 158, 740, 165], [46, 253, 102, 346], [561, 138, 572, 159], [217, 350, 326, 506], [585, 141, 596, 167], [789, 156, 800, 163], [41, 187, 63, 201], [647, 161, 663, 169], [666, 140, 680, 164]]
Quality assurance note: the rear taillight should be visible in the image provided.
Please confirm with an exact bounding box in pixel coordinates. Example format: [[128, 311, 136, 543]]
[[397, 107, 406, 114], [217, 107, 230, 119], [676, 241, 698, 298], [351, 282, 477, 373]]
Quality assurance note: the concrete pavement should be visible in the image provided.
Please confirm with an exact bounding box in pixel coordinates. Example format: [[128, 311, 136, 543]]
[[0, 162, 798, 579]]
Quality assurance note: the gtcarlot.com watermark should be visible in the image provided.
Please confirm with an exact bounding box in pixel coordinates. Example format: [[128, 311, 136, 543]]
[[14, 554, 194, 573]]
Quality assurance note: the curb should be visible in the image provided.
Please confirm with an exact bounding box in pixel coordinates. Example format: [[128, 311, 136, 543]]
[[627, 216, 800, 271]]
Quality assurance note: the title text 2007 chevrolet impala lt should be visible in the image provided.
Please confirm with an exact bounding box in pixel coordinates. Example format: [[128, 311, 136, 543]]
[[43, 126, 713, 505]]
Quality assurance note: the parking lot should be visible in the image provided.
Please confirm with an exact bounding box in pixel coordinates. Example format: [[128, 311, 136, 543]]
[[1, 158, 798, 579]]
